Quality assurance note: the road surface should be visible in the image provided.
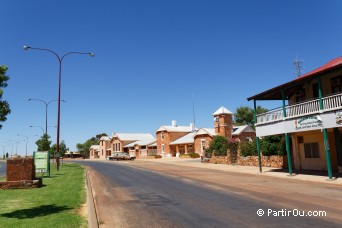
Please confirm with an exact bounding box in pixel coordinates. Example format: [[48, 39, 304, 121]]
[[75, 160, 342, 228], [0, 161, 6, 177]]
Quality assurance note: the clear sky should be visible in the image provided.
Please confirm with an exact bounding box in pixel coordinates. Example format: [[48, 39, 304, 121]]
[[1, 0, 342, 156]]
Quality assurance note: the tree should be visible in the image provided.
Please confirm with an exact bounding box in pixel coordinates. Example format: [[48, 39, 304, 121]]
[[35, 133, 52, 152], [234, 106, 268, 127], [76, 133, 107, 158], [6, 152, 8, 158], [0, 65, 11, 129], [260, 135, 286, 156], [50, 141, 68, 157]]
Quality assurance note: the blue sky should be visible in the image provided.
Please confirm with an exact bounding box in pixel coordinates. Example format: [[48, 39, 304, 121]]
[[1, 0, 342, 155]]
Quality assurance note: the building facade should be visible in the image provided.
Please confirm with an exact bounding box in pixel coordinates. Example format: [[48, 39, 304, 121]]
[[156, 121, 194, 157], [248, 57, 342, 178], [111, 133, 156, 157]]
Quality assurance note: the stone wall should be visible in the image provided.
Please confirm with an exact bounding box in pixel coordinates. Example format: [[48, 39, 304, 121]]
[[6, 158, 35, 181], [209, 154, 288, 168], [0, 178, 42, 190], [238, 155, 288, 168]]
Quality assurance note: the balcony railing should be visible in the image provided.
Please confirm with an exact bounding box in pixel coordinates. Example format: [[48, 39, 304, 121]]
[[256, 93, 342, 125]]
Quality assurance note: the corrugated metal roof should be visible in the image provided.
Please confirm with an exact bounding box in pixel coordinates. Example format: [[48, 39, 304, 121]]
[[149, 142, 157, 147], [193, 128, 216, 137], [112, 133, 155, 141], [124, 139, 156, 148], [100, 136, 111, 141], [90, 145, 100, 149], [170, 132, 196, 145], [247, 56, 342, 101], [212, 106, 233, 116], [232, 125, 255, 135], [156, 125, 193, 133]]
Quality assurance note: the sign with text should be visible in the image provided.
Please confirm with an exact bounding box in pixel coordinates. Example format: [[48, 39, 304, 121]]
[[256, 110, 342, 137], [35, 152, 49, 174], [294, 116, 323, 131]]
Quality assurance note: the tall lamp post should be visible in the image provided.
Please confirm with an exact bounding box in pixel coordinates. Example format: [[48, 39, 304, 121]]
[[29, 125, 45, 135], [23, 45, 95, 170], [7, 140, 14, 157], [28, 99, 65, 135], [17, 134, 38, 157]]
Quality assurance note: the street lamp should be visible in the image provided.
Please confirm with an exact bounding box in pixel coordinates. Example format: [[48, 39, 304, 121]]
[[29, 125, 45, 135], [17, 134, 38, 157], [28, 99, 65, 135], [7, 140, 14, 157], [24, 45, 94, 170]]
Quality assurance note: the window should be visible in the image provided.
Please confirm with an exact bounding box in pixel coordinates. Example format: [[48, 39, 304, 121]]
[[331, 75, 342, 94], [161, 132, 164, 140], [188, 144, 193, 153], [179, 145, 185, 154], [295, 88, 306, 103], [201, 139, 206, 152], [141, 146, 146, 150], [304, 143, 320, 158], [162, 144, 165, 153], [102, 149, 103, 155]]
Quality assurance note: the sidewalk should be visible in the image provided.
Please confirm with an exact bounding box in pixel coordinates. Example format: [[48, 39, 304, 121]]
[[139, 157, 342, 186]]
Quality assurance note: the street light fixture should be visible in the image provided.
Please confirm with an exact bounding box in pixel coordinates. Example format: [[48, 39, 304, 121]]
[[24, 45, 94, 170], [7, 140, 14, 157], [17, 134, 38, 157], [27, 99, 66, 135], [29, 125, 45, 135]]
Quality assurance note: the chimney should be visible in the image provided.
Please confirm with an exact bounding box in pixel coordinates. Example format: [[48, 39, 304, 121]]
[[172, 120, 177, 127]]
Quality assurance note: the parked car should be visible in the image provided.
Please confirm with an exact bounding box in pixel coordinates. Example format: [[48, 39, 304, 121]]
[[112, 153, 135, 161]]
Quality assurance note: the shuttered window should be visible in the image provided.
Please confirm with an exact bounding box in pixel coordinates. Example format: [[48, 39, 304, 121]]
[[304, 143, 319, 158]]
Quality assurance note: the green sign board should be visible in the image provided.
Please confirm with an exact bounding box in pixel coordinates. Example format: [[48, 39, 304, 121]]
[[34, 152, 50, 176]]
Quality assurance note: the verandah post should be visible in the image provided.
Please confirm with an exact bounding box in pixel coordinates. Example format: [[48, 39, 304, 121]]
[[282, 90, 293, 175], [318, 77, 333, 179], [254, 99, 262, 173]]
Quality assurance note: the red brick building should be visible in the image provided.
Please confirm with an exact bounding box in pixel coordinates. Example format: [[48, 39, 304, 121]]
[[158, 107, 256, 157], [156, 121, 194, 157]]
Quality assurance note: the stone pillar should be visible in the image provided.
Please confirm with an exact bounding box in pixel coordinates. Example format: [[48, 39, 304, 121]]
[[7, 158, 35, 181]]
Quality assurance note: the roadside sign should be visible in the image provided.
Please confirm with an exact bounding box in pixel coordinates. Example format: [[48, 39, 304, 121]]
[[34, 152, 50, 177]]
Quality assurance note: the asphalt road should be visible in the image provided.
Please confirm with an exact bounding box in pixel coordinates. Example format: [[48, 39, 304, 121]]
[[0, 161, 6, 177], [76, 160, 342, 228]]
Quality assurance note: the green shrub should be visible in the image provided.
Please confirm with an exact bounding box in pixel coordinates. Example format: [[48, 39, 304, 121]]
[[240, 141, 258, 156], [206, 136, 229, 157], [188, 152, 200, 158], [261, 136, 286, 156]]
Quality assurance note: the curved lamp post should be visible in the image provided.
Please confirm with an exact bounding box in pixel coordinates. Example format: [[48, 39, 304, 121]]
[[17, 134, 38, 157], [29, 125, 45, 135], [28, 99, 65, 135], [24, 45, 94, 170]]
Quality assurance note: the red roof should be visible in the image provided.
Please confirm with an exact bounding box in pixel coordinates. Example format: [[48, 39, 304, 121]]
[[247, 56, 342, 101], [298, 56, 342, 79]]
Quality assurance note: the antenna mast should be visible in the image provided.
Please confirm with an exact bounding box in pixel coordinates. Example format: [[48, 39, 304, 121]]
[[192, 94, 196, 130], [293, 57, 304, 77]]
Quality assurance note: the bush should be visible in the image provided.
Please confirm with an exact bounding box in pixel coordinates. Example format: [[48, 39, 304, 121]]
[[206, 136, 229, 157], [188, 152, 200, 158], [261, 136, 286, 156], [153, 155, 162, 159], [240, 141, 258, 156]]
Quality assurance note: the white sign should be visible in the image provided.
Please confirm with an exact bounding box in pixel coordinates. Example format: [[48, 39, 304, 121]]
[[256, 110, 342, 137]]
